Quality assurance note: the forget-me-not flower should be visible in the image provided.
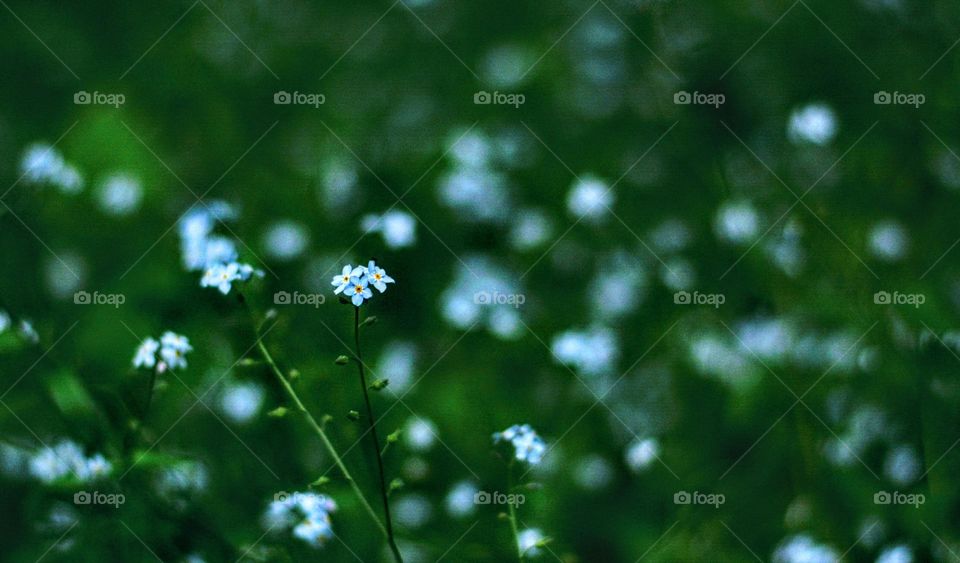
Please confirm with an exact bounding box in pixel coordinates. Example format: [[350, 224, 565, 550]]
[[331, 264, 363, 294], [365, 260, 395, 293], [493, 424, 547, 465], [345, 276, 373, 306]]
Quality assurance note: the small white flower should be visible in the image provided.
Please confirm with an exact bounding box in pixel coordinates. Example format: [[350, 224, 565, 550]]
[[364, 260, 395, 293], [200, 261, 261, 295], [493, 424, 547, 465], [132, 337, 160, 369], [518, 528, 545, 557], [158, 332, 192, 371], [263, 492, 337, 549]]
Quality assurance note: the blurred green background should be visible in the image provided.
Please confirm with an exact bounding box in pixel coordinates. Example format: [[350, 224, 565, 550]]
[[2, 0, 960, 561]]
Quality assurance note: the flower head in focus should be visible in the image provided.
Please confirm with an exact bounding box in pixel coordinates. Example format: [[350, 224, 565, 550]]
[[332, 261, 396, 306], [493, 424, 547, 465], [331, 264, 363, 294], [365, 260, 395, 293], [345, 276, 373, 306]]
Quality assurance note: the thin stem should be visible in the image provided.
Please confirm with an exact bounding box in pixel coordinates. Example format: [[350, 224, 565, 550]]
[[354, 306, 403, 563], [143, 368, 158, 418], [242, 300, 387, 538], [507, 462, 523, 562]]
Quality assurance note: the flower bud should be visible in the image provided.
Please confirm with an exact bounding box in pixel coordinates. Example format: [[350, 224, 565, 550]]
[[369, 378, 389, 391]]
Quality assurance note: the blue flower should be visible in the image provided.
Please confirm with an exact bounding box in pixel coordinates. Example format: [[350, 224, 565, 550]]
[[365, 260, 395, 293], [331, 264, 363, 295], [345, 275, 373, 306]]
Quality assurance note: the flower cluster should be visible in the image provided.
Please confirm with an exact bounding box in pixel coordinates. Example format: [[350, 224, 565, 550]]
[[200, 262, 261, 295], [178, 205, 262, 295], [331, 260, 395, 306], [20, 143, 83, 193], [28, 440, 112, 483], [492, 424, 547, 465], [264, 492, 338, 548], [133, 332, 193, 373]]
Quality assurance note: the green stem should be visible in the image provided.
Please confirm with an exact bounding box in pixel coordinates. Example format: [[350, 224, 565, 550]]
[[244, 301, 387, 539], [507, 462, 523, 561], [354, 306, 403, 563]]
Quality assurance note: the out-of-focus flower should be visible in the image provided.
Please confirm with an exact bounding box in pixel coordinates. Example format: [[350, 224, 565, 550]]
[[868, 220, 908, 262], [133, 337, 160, 370], [361, 210, 417, 249], [625, 438, 660, 472], [551, 326, 619, 376], [518, 528, 546, 558], [567, 176, 613, 221], [133, 332, 192, 374], [219, 382, 265, 424], [160, 332, 193, 370], [445, 481, 478, 518], [27, 440, 112, 483], [200, 261, 262, 295], [715, 200, 759, 244], [493, 424, 547, 465], [264, 492, 337, 548], [262, 220, 309, 261], [404, 417, 437, 452], [20, 143, 84, 193], [788, 103, 837, 146], [772, 534, 839, 563], [96, 174, 143, 216]]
